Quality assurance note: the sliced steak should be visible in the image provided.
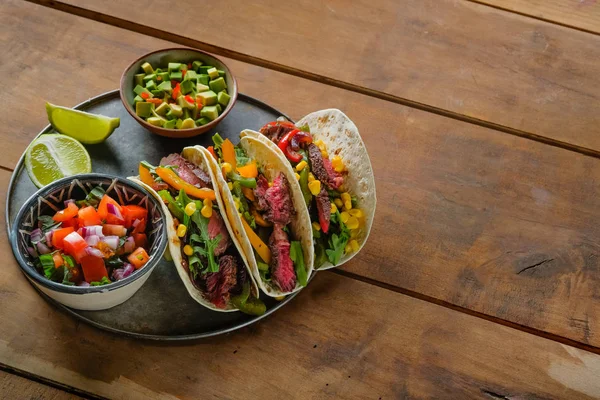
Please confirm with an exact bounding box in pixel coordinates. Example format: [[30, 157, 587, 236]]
[[254, 174, 270, 212], [160, 153, 212, 189], [208, 212, 231, 256], [205, 255, 238, 308], [323, 158, 343, 190], [260, 122, 296, 143], [269, 224, 296, 292], [307, 144, 344, 190], [151, 182, 170, 192], [264, 173, 293, 225], [315, 186, 331, 234]]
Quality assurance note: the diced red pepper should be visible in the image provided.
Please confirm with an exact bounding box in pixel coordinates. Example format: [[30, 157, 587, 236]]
[[278, 129, 303, 163], [146, 98, 162, 105], [185, 95, 194, 104], [172, 83, 181, 100], [187, 63, 192, 69], [207, 146, 216, 159], [51, 227, 75, 249], [182, 69, 187, 78], [140, 92, 150, 100], [80, 255, 109, 282]]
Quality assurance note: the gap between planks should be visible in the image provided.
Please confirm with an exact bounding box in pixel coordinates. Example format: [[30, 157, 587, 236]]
[[24, 0, 600, 162]]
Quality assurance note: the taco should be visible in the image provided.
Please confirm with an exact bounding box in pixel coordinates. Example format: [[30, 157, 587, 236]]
[[132, 146, 265, 315], [204, 133, 314, 297], [241, 109, 376, 270]]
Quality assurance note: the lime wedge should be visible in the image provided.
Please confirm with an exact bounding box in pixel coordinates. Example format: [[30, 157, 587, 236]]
[[25, 134, 92, 188], [46, 102, 120, 144]]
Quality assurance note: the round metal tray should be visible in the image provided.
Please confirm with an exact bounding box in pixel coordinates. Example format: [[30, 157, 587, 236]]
[[6, 90, 300, 340]]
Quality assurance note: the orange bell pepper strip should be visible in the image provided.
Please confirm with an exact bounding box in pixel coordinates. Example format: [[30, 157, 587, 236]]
[[242, 186, 255, 201], [221, 139, 237, 170], [155, 167, 216, 201], [240, 217, 271, 264], [138, 163, 156, 187], [236, 160, 258, 178]]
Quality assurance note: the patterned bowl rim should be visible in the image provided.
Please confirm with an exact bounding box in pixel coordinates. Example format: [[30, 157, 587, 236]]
[[10, 173, 168, 295]]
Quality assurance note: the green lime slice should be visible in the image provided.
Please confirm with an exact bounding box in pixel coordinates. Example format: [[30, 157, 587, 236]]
[[46, 102, 120, 144], [25, 134, 92, 188]]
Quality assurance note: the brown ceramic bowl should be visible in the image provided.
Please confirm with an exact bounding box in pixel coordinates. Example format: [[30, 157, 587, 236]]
[[120, 47, 238, 138]]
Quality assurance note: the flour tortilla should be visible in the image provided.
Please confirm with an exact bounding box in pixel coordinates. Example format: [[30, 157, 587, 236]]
[[201, 136, 314, 297], [129, 146, 258, 312], [241, 109, 376, 270]]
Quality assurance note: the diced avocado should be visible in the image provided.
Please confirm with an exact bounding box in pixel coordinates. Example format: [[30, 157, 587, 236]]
[[164, 119, 177, 129], [165, 109, 176, 120], [200, 105, 219, 121], [196, 117, 211, 126], [143, 74, 156, 83], [134, 73, 145, 86], [133, 85, 153, 98], [216, 104, 222, 113], [157, 81, 172, 92], [180, 118, 196, 129], [133, 95, 144, 106], [141, 62, 154, 74], [155, 102, 170, 116], [196, 83, 209, 92], [208, 77, 226, 93], [169, 104, 183, 117], [198, 66, 212, 74], [145, 80, 157, 91], [218, 70, 226, 77], [155, 67, 163, 73], [192, 60, 203, 72], [136, 102, 154, 118], [175, 118, 184, 129], [180, 79, 195, 95], [157, 72, 170, 83], [198, 74, 209, 85], [181, 63, 188, 71], [150, 90, 164, 98], [147, 117, 165, 127], [184, 70, 198, 82], [217, 91, 231, 107], [170, 71, 182, 82], [207, 67, 219, 80], [182, 108, 191, 120], [197, 90, 217, 106], [168, 63, 181, 73], [177, 95, 196, 110]]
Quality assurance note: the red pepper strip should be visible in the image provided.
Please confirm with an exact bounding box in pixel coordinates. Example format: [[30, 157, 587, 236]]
[[207, 146, 216, 159], [172, 83, 181, 100], [260, 120, 296, 132], [291, 131, 313, 150], [277, 129, 303, 163], [187, 63, 192, 69], [140, 92, 150, 100], [182, 69, 187, 78], [185, 95, 194, 104]]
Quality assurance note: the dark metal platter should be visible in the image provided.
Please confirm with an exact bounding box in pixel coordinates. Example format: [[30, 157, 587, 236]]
[[6, 90, 300, 340]]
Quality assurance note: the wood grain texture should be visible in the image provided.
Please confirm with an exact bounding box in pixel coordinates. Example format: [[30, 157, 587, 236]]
[[0, 370, 85, 400], [2, 171, 600, 399], [46, 0, 600, 152], [4, 0, 600, 349], [473, 0, 600, 35]]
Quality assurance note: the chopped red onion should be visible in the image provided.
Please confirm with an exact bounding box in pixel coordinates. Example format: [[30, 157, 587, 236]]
[[85, 235, 100, 246], [106, 203, 124, 221], [123, 236, 135, 254], [36, 241, 51, 255], [44, 230, 53, 244], [82, 225, 104, 237], [64, 199, 76, 207], [112, 263, 135, 281], [85, 246, 104, 258], [27, 246, 38, 258], [30, 228, 43, 244], [101, 235, 120, 250], [77, 281, 90, 287]]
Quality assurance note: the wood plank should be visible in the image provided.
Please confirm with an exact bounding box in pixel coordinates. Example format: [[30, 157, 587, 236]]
[[2, 171, 600, 399], [43, 0, 600, 152], [5, 0, 600, 349], [474, 0, 600, 35], [0, 369, 84, 400]]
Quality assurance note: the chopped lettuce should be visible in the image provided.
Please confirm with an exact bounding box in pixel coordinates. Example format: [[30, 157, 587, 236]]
[[38, 215, 61, 232], [290, 241, 308, 287], [325, 211, 350, 265], [90, 276, 112, 286]]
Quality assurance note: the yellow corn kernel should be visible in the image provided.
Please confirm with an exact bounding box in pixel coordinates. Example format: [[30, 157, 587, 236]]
[[295, 160, 308, 172], [203, 198, 212, 208], [184, 202, 197, 216], [330, 202, 337, 214], [341, 192, 351, 203], [308, 172, 316, 182], [221, 162, 232, 174], [312, 222, 321, 231], [344, 200, 352, 211], [183, 245, 194, 256], [275, 295, 285, 301], [346, 216, 359, 230], [176, 224, 187, 237], [348, 208, 363, 218], [349, 239, 360, 252], [334, 198, 343, 208], [295, 173, 301, 181], [350, 229, 359, 238], [315, 139, 325, 149], [308, 180, 321, 196], [344, 243, 353, 254], [321, 149, 328, 158], [201, 205, 213, 218], [268, 181, 273, 187], [233, 198, 240, 211], [227, 182, 233, 190], [340, 211, 350, 224], [331, 155, 344, 172]]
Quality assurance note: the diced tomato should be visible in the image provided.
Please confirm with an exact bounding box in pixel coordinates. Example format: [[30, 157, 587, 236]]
[[132, 218, 147, 234], [52, 253, 64, 268], [52, 202, 79, 222], [122, 205, 148, 228], [62, 231, 88, 261], [78, 206, 102, 226], [103, 224, 127, 237], [128, 247, 150, 269], [97, 195, 122, 219], [51, 227, 75, 249], [80, 255, 109, 282], [62, 217, 79, 230], [105, 213, 125, 225], [132, 233, 148, 249]]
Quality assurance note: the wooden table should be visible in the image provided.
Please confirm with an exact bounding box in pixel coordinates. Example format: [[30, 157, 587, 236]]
[[3, 0, 600, 398]]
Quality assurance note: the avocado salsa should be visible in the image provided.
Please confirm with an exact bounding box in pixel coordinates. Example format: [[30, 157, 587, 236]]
[[133, 60, 230, 129]]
